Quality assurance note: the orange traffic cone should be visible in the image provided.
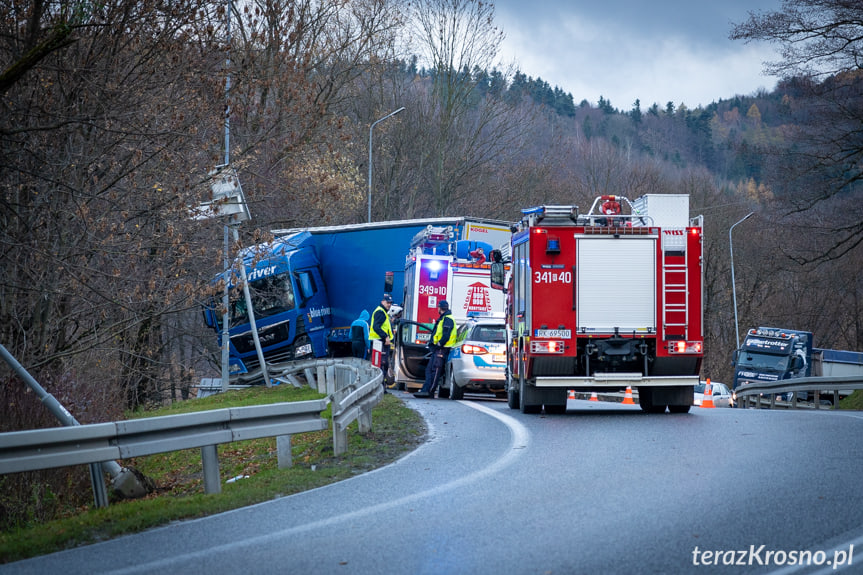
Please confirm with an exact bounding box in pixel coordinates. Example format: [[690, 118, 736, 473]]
[[622, 386, 635, 405], [701, 378, 715, 408], [589, 391, 599, 402], [568, 390, 576, 400]]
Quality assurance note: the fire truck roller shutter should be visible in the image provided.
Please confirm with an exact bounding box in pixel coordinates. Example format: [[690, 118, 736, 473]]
[[576, 237, 656, 332]]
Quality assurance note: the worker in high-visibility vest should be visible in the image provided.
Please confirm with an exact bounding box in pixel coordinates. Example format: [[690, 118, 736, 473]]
[[369, 294, 394, 391], [414, 300, 457, 398]]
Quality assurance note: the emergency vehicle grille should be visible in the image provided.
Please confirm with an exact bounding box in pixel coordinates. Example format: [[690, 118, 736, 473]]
[[582, 226, 653, 235]]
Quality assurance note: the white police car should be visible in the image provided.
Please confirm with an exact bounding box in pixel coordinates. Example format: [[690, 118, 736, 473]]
[[440, 319, 507, 400]]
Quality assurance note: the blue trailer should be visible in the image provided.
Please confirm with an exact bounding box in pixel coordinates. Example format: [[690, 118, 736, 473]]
[[203, 217, 512, 383]]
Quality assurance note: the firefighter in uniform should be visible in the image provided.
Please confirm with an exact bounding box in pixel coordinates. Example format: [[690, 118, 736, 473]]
[[414, 300, 457, 398], [369, 294, 394, 391]]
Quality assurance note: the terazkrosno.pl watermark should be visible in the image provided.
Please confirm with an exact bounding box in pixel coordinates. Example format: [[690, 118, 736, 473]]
[[692, 545, 854, 568]]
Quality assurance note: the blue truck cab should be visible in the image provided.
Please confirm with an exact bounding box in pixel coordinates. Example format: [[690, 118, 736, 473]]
[[203, 232, 332, 377], [732, 327, 813, 390]]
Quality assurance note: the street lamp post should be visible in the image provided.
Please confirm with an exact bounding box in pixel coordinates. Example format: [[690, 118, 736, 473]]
[[368, 107, 405, 223], [730, 212, 755, 349]]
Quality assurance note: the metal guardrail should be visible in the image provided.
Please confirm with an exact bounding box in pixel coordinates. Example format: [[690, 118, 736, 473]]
[[201, 358, 386, 454], [0, 358, 385, 504], [267, 357, 385, 455], [733, 375, 863, 409], [0, 399, 329, 499]]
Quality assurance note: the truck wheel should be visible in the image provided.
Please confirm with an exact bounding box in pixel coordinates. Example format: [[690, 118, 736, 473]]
[[448, 368, 464, 400], [638, 388, 666, 414], [506, 367, 520, 409], [668, 404, 691, 414], [507, 385, 520, 409], [544, 404, 567, 415], [520, 376, 542, 414]]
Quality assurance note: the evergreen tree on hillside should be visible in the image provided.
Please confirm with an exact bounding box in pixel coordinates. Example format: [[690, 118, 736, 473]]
[[631, 99, 642, 124]]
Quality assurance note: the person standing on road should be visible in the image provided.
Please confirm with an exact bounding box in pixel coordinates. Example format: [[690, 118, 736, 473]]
[[414, 300, 457, 398], [369, 294, 394, 391], [350, 310, 370, 359]]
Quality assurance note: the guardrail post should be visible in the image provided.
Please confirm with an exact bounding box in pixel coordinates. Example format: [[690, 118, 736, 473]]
[[770, 394, 776, 409], [326, 365, 336, 395], [358, 406, 372, 434], [833, 390, 839, 408], [201, 445, 221, 494], [288, 373, 304, 387], [304, 368, 316, 389], [316, 365, 326, 393], [333, 421, 348, 456], [814, 390, 820, 410], [276, 435, 292, 468]]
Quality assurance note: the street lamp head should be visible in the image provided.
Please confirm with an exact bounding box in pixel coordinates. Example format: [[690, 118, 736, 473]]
[[368, 106, 405, 223], [730, 211, 756, 349]]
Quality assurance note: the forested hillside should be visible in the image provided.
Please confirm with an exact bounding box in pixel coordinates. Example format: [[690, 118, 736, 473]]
[[1, 0, 862, 522]]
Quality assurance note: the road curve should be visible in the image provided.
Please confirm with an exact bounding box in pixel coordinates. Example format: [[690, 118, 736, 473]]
[[4, 395, 863, 574]]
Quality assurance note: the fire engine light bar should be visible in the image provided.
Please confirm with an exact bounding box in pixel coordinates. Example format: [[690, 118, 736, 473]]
[[530, 340, 565, 354], [669, 340, 703, 354]]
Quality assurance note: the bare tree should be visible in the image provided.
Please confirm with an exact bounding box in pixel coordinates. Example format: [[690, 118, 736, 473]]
[[730, 0, 863, 80], [730, 0, 863, 263], [403, 0, 526, 216], [227, 0, 404, 229], [0, 0, 224, 412]]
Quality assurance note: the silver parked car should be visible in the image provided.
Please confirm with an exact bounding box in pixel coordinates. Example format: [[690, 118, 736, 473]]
[[441, 319, 507, 400], [694, 381, 734, 408]]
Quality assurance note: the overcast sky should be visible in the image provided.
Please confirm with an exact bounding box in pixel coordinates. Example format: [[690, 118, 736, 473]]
[[491, 0, 784, 110]]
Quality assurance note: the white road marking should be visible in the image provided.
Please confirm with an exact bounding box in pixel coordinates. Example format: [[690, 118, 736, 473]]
[[105, 401, 531, 574]]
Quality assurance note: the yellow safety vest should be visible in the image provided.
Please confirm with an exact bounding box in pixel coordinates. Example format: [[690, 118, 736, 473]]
[[369, 305, 393, 340], [433, 313, 457, 347]]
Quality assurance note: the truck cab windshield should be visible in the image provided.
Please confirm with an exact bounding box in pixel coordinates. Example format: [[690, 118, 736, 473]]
[[229, 272, 296, 327], [737, 352, 789, 372]]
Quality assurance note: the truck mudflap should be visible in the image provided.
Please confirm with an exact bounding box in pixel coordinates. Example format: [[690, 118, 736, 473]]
[[534, 373, 699, 388]]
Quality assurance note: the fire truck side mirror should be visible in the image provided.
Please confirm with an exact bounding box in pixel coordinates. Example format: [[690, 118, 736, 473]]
[[490, 262, 506, 292]]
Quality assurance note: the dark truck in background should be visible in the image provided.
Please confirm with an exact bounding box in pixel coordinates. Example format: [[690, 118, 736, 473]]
[[732, 327, 863, 404]]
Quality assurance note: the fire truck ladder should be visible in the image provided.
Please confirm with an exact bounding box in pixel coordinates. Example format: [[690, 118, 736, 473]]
[[661, 238, 688, 341]]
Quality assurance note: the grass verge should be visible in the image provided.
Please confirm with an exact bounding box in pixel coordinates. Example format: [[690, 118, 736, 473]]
[[0, 387, 425, 564], [839, 389, 863, 410]]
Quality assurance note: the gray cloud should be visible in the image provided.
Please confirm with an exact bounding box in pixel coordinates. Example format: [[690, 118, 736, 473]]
[[492, 0, 783, 109]]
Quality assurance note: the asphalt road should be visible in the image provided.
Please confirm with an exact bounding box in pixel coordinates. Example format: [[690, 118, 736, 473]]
[[5, 395, 863, 575]]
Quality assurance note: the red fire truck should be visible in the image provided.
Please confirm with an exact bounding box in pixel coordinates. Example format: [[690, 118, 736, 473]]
[[490, 194, 703, 414]]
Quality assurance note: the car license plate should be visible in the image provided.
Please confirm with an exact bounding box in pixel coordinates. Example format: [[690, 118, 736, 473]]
[[492, 354, 506, 363], [535, 329, 571, 338]]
